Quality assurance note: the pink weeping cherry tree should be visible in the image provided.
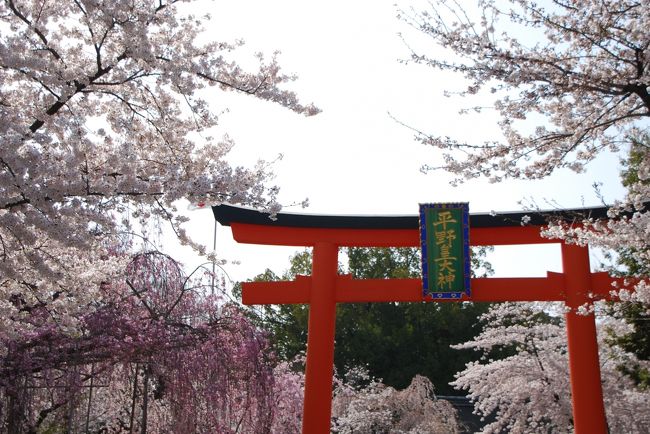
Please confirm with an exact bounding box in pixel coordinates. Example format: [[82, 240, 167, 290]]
[[0, 250, 305, 433]]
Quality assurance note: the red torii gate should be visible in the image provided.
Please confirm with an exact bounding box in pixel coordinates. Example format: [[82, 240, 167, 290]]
[[212, 204, 630, 434]]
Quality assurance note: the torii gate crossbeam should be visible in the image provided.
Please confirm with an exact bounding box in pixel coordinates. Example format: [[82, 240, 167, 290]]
[[213, 204, 629, 434]]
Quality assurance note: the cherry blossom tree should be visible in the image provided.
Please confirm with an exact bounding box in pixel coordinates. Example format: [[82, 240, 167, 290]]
[[269, 357, 305, 434], [0, 250, 305, 433], [331, 367, 462, 434], [0, 0, 318, 338], [451, 302, 650, 434], [263, 362, 466, 433], [403, 0, 648, 181], [542, 137, 650, 306]]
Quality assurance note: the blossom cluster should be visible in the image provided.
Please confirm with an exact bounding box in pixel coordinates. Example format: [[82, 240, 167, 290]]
[[451, 302, 650, 434], [331, 366, 462, 434], [404, 0, 649, 184]]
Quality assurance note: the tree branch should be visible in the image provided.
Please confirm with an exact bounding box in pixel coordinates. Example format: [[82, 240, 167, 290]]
[[6, 0, 62, 61]]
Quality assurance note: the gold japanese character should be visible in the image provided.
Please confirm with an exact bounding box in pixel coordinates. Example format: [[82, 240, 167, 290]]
[[432, 211, 457, 230], [435, 257, 457, 273], [435, 229, 456, 248], [437, 271, 456, 289]]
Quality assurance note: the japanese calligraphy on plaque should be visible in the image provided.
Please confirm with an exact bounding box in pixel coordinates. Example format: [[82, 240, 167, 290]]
[[419, 203, 470, 299]]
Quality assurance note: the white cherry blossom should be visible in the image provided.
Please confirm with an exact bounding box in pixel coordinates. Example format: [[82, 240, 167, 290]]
[[0, 0, 318, 336]]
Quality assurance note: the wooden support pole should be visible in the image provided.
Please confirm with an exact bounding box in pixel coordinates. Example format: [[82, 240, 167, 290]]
[[562, 243, 608, 434], [302, 242, 338, 434]]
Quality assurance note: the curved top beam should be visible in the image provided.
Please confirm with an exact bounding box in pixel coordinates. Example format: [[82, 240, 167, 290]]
[[212, 204, 612, 229]]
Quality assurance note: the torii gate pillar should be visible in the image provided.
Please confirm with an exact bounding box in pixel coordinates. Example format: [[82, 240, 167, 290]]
[[302, 242, 338, 433], [562, 243, 607, 433]]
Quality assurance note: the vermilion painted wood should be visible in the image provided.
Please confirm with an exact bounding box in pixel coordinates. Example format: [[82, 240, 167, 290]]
[[231, 223, 556, 246], [241, 272, 625, 305], [231, 220, 625, 434], [302, 243, 338, 434], [242, 277, 312, 305], [335, 275, 570, 302], [242, 276, 567, 303], [562, 244, 608, 434]]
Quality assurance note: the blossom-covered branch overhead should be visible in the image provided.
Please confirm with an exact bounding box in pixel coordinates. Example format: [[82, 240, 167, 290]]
[[0, 0, 318, 335], [403, 0, 649, 182]]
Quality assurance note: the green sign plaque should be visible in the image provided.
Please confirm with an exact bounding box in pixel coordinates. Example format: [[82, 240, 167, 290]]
[[419, 203, 470, 299]]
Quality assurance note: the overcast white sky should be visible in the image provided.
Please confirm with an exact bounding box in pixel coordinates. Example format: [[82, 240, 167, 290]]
[[170, 0, 626, 285]]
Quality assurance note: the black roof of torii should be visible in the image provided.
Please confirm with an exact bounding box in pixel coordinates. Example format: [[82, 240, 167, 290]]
[[212, 203, 613, 230]]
